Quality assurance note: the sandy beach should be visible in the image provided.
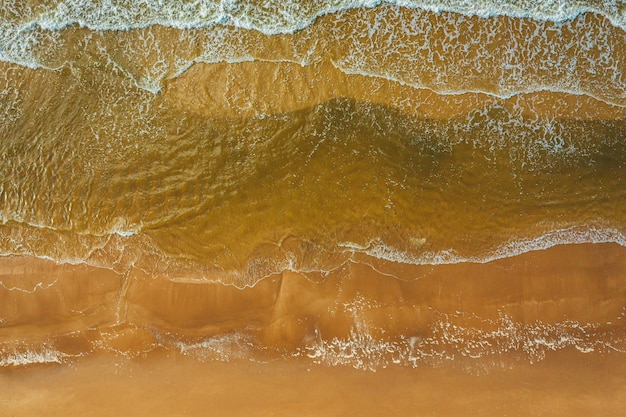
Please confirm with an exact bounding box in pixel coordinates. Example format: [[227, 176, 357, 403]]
[[1, 2, 626, 415], [2, 349, 625, 417], [1, 243, 625, 415]]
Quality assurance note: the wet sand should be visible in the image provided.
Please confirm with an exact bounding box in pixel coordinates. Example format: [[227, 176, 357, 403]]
[[2, 243, 625, 347], [2, 349, 625, 417], [1, 243, 625, 416]]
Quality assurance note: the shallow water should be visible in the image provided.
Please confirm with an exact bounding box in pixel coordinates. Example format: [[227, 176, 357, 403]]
[[1, 87, 625, 284]]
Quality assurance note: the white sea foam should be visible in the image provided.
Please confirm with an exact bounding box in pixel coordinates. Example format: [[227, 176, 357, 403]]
[[330, 5, 626, 107], [2, 1, 626, 62], [339, 225, 626, 266], [2, 1, 623, 102], [0, 213, 140, 238], [331, 58, 626, 108], [2, 1, 625, 34], [0, 279, 58, 293], [304, 304, 623, 371], [0, 224, 623, 290], [173, 333, 253, 362], [0, 347, 68, 367]]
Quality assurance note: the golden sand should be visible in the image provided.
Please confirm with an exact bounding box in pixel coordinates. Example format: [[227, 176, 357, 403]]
[[2, 244, 625, 345], [2, 350, 625, 417], [1, 243, 625, 415]]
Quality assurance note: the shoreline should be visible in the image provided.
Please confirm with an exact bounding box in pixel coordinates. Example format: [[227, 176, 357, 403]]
[[2, 242, 624, 366], [2, 243, 625, 415], [2, 342, 625, 416]]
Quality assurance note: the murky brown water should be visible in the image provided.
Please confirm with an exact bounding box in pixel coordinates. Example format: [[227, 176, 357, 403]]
[[1, 1, 625, 414]]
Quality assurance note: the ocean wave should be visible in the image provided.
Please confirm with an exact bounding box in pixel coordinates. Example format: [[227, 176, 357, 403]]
[[339, 225, 626, 266], [1, 224, 625, 289], [2, 2, 624, 104], [331, 61, 626, 109], [1, 0, 625, 34], [0, 217, 140, 238]]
